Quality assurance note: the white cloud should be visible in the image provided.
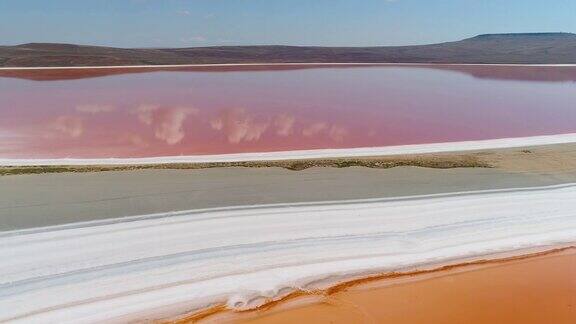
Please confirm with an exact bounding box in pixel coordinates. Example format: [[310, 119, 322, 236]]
[[118, 133, 148, 148], [302, 122, 348, 142], [210, 108, 270, 144], [154, 107, 196, 145], [274, 114, 295, 137], [133, 104, 159, 125], [302, 122, 328, 137], [133, 105, 198, 145], [328, 125, 349, 142], [50, 116, 84, 138]]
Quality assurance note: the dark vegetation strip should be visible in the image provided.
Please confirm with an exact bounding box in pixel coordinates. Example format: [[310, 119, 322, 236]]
[[0, 155, 491, 176]]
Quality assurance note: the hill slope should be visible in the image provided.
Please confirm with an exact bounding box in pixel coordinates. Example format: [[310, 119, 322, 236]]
[[1, 33, 576, 67]]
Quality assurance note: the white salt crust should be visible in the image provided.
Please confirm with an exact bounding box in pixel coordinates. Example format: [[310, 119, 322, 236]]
[[1, 183, 575, 323]]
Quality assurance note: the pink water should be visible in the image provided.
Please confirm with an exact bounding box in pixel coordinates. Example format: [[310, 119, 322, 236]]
[[1, 65, 575, 158]]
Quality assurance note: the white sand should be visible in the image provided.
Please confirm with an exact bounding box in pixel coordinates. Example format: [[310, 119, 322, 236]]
[[1, 183, 576, 323]]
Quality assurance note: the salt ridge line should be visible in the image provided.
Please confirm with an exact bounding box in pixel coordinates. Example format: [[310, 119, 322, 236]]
[[1, 184, 576, 323], [2, 133, 576, 166], [1, 62, 576, 71]]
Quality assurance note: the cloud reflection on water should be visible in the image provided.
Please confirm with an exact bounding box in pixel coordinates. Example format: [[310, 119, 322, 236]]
[[48, 116, 84, 139], [210, 108, 270, 144], [76, 104, 115, 114], [133, 105, 198, 145], [2, 66, 576, 159], [274, 114, 296, 137]]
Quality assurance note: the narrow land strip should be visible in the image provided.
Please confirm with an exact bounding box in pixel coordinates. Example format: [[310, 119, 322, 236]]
[[2, 143, 576, 230]]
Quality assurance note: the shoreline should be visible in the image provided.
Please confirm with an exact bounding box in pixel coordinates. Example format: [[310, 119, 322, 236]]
[[2, 133, 576, 167], [173, 244, 575, 323], [0, 154, 490, 176], [3, 52, 576, 324], [3, 142, 576, 230], [1, 62, 576, 71], [2, 182, 576, 322]]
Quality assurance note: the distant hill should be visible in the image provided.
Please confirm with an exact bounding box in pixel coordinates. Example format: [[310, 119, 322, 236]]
[[1, 33, 576, 67]]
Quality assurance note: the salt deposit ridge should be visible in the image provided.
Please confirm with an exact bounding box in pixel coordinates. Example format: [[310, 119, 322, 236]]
[[2, 133, 576, 166], [1, 183, 575, 323]]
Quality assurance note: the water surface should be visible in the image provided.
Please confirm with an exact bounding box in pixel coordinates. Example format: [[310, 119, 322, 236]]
[[207, 248, 576, 324], [1, 65, 575, 158]]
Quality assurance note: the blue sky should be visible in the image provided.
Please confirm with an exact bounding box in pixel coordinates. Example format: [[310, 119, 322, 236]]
[[1, 0, 575, 47]]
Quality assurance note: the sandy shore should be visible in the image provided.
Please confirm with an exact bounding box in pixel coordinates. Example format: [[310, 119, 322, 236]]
[[192, 247, 576, 324], [2, 142, 576, 231]]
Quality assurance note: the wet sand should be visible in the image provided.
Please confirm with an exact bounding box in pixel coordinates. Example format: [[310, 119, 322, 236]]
[[2, 143, 576, 231], [188, 247, 576, 324]]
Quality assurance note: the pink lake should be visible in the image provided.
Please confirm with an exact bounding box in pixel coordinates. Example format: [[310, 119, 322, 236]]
[[1, 65, 575, 159]]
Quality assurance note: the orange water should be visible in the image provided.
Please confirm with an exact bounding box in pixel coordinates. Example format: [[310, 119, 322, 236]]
[[197, 249, 576, 324]]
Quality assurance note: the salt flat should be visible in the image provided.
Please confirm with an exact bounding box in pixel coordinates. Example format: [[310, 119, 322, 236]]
[[1, 183, 575, 323]]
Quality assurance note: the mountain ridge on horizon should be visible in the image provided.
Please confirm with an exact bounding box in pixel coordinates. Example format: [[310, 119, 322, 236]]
[[1, 33, 576, 67]]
